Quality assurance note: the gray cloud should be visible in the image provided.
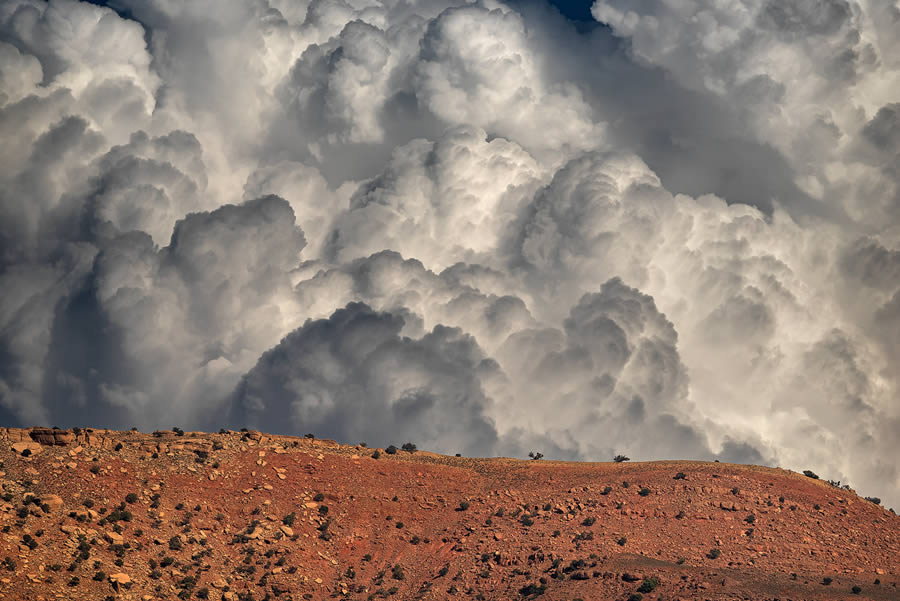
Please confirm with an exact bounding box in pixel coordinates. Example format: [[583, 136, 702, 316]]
[[0, 0, 898, 508]]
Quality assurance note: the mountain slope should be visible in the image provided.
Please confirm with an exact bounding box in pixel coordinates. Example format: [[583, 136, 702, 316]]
[[1, 427, 897, 600]]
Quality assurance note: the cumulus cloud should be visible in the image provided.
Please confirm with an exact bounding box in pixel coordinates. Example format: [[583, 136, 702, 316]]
[[0, 0, 899, 508]]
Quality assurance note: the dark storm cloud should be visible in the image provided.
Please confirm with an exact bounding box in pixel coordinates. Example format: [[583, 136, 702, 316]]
[[229, 302, 501, 455]]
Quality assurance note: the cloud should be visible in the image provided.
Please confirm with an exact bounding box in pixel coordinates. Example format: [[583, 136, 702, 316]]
[[229, 302, 502, 456], [0, 0, 899, 508]]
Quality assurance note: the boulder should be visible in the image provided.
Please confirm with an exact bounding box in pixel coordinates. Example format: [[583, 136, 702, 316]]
[[109, 573, 131, 587], [42, 495, 64, 511], [29, 428, 74, 446], [12, 442, 42, 456]]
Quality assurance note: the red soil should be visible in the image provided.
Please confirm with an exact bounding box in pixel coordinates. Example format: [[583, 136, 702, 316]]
[[0, 427, 897, 600]]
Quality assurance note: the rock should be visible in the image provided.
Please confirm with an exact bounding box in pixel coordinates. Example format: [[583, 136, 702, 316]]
[[29, 428, 75, 446], [223, 593, 238, 601], [42, 495, 63, 511], [109, 572, 131, 586], [107, 531, 124, 545], [212, 578, 228, 589], [281, 525, 294, 537], [12, 442, 42, 455]]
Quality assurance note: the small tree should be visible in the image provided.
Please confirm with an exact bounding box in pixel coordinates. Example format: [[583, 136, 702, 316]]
[[528, 451, 544, 460], [385, 445, 398, 455], [803, 470, 819, 479], [613, 455, 630, 463], [401, 443, 417, 453]]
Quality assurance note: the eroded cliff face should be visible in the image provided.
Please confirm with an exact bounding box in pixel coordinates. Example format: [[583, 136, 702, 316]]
[[0, 427, 897, 601]]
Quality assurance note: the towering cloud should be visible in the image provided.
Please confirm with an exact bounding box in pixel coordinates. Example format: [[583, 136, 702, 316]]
[[0, 0, 898, 508]]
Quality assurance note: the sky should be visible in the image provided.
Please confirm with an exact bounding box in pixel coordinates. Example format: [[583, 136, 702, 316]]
[[0, 0, 899, 508]]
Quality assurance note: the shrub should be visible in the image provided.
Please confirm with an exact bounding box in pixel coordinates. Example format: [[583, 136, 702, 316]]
[[613, 455, 630, 463], [372, 450, 381, 459], [90, 465, 100, 475], [803, 470, 819, 479], [638, 488, 651, 497], [864, 496, 881, 505], [852, 586, 862, 594], [385, 445, 398, 455], [313, 493, 325, 502], [601, 486, 612, 495], [93, 571, 106, 581], [401, 443, 417, 453], [169, 536, 183, 551], [822, 577, 833, 585], [528, 451, 543, 460], [304, 433, 315, 439], [391, 565, 405, 581], [637, 577, 659, 593], [457, 501, 470, 511], [282, 513, 296, 526], [745, 513, 756, 523], [114, 443, 123, 451], [617, 537, 627, 546], [582, 517, 596, 526], [627, 594, 643, 601], [707, 548, 721, 559], [673, 472, 686, 480], [519, 583, 546, 596], [125, 493, 138, 504]]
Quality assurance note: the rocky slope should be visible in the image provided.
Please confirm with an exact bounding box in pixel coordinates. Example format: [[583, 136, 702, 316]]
[[0, 427, 897, 601]]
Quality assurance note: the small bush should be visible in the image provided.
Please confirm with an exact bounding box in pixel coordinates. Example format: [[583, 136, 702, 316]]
[[313, 492, 325, 502], [582, 516, 596, 526], [114, 443, 123, 451], [457, 501, 470, 511], [745, 513, 756, 523], [637, 577, 659, 593], [125, 493, 138, 504], [851, 586, 862, 594], [169, 536, 183, 551], [673, 472, 686, 480], [391, 565, 405, 581], [401, 442, 417, 453], [707, 548, 721, 559], [822, 577, 833, 585], [803, 470, 819, 479], [90, 465, 100, 475], [528, 451, 543, 460], [638, 488, 651, 497], [282, 513, 296, 526], [864, 496, 881, 505], [613, 455, 630, 463], [617, 537, 627, 546], [385, 445, 398, 455], [371, 450, 381, 459], [601, 486, 612, 495]]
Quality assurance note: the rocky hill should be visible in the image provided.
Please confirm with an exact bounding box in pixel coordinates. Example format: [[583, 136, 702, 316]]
[[0, 427, 897, 601]]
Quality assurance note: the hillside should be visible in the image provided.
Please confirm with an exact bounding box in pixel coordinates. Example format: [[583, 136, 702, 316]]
[[0, 427, 897, 601]]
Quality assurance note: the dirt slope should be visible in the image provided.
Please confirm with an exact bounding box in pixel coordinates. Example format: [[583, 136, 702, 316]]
[[0, 427, 897, 601]]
